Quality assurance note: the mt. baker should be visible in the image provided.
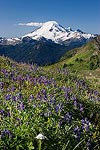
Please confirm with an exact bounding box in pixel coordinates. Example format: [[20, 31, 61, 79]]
[[0, 21, 96, 65], [24, 21, 95, 44], [1, 21, 94, 45]]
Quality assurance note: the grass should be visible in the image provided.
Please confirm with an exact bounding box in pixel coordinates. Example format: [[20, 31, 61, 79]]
[[44, 38, 100, 91], [0, 56, 100, 150]]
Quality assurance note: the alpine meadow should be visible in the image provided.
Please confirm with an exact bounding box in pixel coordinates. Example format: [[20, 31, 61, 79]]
[[0, 0, 100, 149]]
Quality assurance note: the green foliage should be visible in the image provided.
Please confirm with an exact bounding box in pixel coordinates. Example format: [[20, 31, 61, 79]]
[[75, 58, 83, 62], [58, 35, 100, 73], [89, 55, 100, 70], [63, 63, 68, 68], [0, 56, 100, 150]]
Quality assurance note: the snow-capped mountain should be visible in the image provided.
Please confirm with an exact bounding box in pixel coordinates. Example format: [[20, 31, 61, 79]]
[[0, 21, 97, 65], [0, 37, 7, 45], [0, 37, 21, 45], [7, 38, 21, 45], [0, 21, 95, 46], [23, 21, 95, 44]]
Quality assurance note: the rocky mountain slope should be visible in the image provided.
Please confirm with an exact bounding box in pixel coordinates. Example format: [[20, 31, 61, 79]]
[[23, 21, 94, 45], [0, 21, 96, 65]]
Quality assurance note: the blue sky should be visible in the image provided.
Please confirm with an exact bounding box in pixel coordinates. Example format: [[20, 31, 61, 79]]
[[0, 0, 100, 38]]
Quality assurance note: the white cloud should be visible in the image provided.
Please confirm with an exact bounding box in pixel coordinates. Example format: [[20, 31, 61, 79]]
[[18, 22, 43, 27]]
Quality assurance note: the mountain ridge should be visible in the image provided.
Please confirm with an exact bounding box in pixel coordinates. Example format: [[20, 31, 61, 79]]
[[52, 35, 100, 71], [0, 21, 95, 45], [23, 21, 95, 44], [0, 21, 97, 65]]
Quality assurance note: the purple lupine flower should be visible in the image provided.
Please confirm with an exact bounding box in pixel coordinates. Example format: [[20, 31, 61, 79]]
[[17, 75, 22, 81], [93, 90, 99, 96], [0, 110, 10, 117], [28, 95, 34, 103], [84, 139, 91, 150], [7, 88, 11, 92], [12, 63, 16, 67], [74, 126, 81, 141], [12, 77, 17, 81], [79, 103, 84, 112], [0, 110, 5, 116], [62, 86, 72, 93], [5, 94, 11, 100], [71, 95, 77, 101], [74, 126, 80, 134], [1, 69, 7, 74], [36, 92, 42, 100], [81, 118, 90, 132], [41, 89, 46, 95], [5, 72, 9, 77], [49, 99, 56, 104], [59, 121, 63, 127], [18, 103, 24, 110], [55, 103, 62, 113], [11, 86, 16, 92], [30, 94, 34, 99], [16, 117, 21, 125], [1, 129, 14, 139], [7, 111, 11, 117], [3, 145, 7, 150], [10, 71, 15, 78], [16, 117, 20, 121], [20, 103, 24, 110], [12, 95, 16, 101], [0, 82, 4, 89], [74, 101, 78, 110], [41, 89, 48, 100], [64, 112, 72, 123], [17, 92, 23, 101]]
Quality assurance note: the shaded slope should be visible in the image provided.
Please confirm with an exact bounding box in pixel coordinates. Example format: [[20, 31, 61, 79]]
[[0, 39, 65, 65], [0, 37, 87, 66]]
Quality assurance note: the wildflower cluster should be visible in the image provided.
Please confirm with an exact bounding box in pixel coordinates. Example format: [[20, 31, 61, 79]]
[[0, 56, 100, 150]]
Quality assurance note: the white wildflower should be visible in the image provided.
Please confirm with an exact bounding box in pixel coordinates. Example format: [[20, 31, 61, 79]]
[[36, 133, 46, 140]]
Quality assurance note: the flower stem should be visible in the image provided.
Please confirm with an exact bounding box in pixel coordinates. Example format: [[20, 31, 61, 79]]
[[38, 139, 42, 150]]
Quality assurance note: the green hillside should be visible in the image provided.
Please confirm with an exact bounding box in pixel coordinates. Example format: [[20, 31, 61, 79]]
[[0, 55, 100, 150], [46, 36, 100, 90], [61, 36, 100, 70]]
